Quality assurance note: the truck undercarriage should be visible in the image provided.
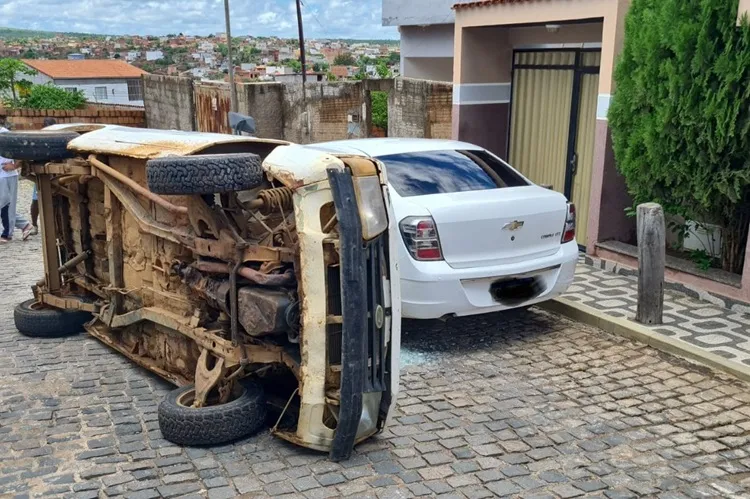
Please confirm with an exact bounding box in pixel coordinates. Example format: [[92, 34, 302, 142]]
[[1, 125, 400, 460]]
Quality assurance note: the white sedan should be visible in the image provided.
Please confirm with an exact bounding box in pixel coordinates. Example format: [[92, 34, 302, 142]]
[[310, 138, 578, 319]]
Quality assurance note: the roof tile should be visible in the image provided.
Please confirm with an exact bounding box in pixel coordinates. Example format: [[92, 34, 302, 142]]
[[21, 59, 147, 79], [453, 0, 537, 11]]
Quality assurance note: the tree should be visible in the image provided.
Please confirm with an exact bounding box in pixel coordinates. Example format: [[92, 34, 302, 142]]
[[287, 59, 302, 73], [333, 53, 356, 66], [609, 0, 750, 273], [354, 65, 368, 81], [371, 91, 388, 131], [388, 52, 400, 65], [376, 61, 391, 79], [21, 84, 86, 110], [0, 58, 36, 106], [217, 43, 228, 57], [313, 62, 329, 73]]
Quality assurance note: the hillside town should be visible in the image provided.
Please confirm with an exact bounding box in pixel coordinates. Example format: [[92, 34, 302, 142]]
[[0, 31, 400, 90]]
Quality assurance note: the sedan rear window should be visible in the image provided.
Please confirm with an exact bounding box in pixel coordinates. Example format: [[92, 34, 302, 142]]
[[377, 149, 528, 198]]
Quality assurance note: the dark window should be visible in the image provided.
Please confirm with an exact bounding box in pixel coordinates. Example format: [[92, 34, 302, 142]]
[[377, 149, 528, 198], [127, 79, 143, 101]]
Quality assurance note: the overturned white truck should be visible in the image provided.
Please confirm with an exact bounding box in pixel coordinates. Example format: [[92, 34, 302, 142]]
[[0, 124, 401, 460]]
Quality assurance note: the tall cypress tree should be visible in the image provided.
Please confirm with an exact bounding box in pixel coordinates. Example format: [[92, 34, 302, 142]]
[[609, 0, 750, 273]]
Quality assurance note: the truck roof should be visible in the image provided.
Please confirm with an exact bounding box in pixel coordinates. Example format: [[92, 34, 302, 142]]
[[60, 124, 289, 159]]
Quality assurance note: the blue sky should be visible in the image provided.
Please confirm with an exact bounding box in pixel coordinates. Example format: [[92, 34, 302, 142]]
[[1, 0, 399, 39]]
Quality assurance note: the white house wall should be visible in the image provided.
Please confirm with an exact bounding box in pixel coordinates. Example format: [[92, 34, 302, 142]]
[[52, 78, 144, 107], [24, 72, 54, 85]]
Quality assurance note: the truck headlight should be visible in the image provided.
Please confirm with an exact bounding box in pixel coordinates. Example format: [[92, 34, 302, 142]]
[[352, 175, 388, 240]]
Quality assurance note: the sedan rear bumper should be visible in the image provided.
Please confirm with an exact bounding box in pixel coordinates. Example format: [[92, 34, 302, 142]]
[[401, 242, 578, 320]]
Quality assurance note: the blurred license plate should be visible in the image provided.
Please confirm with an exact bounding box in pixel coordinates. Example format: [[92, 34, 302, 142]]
[[490, 276, 544, 305]]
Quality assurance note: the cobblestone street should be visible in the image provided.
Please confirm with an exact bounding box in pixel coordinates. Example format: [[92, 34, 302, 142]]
[[2, 182, 750, 498]]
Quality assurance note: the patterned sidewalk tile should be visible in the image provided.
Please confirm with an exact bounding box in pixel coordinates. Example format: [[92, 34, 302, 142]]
[[565, 257, 750, 365]]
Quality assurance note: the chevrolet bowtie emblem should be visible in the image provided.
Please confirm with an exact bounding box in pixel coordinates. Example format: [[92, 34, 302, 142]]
[[503, 220, 524, 231]]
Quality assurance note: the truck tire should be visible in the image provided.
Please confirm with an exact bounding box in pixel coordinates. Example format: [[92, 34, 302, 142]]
[[146, 153, 264, 195], [158, 381, 267, 446], [14, 299, 91, 338], [0, 131, 78, 161]]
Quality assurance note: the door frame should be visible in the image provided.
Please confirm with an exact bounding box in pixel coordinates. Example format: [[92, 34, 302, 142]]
[[507, 48, 601, 200]]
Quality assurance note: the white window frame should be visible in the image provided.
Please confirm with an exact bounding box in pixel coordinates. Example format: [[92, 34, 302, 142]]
[[94, 86, 108, 101]]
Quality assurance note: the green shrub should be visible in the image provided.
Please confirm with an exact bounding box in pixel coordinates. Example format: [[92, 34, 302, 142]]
[[371, 91, 388, 132], [21, 84, 87, 110], [609, 0, 750, 273]]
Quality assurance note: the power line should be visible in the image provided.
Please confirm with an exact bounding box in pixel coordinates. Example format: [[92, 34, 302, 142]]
[[300, 0, 328, 37]]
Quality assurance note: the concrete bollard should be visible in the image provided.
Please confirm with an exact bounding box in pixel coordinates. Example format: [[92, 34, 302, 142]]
[[636, 203, 665, 325]]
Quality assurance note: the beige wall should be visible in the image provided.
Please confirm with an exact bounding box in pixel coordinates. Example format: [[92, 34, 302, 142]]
[[599, 0, 630, 95], [739, 0, 750, 24], [508, 23, 603, 46], [454, 0, 629, 95], [458, 26, 512, 83], [403, 57, 454, 82]]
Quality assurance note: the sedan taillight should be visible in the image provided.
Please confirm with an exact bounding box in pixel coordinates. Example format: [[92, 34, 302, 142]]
[[400, 217, 444, 261], [561, 203, 576, 244]]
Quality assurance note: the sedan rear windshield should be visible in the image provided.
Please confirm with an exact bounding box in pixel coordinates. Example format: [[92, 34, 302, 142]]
[[377, 149, 528, 198]]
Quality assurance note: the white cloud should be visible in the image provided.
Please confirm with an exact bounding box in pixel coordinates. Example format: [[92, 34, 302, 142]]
[[257, 11, 278, 25], [1, 0, 398, 39]]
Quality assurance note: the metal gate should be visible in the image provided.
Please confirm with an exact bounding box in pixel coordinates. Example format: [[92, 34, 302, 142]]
[[509, 49, 601, 246], [194, 83, 232, 134]]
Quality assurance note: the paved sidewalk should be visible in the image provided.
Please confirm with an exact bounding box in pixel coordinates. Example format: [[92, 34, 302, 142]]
[[565, 257, 750, 367]]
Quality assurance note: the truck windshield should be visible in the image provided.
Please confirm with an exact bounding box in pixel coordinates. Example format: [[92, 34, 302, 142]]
[[377, 149, 528, 198]]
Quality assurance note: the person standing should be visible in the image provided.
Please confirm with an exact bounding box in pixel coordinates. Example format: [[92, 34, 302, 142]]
[[29, 183, 38, 236], [28, 117, 57, 236], [0, 125, 33, 243]]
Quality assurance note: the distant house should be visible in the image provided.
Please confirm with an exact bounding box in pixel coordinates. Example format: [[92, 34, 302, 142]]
[[190, 67, 208, 78], [145, 50, 164, 61], [21, 59, 147, 107], [126, 51, 140, 62], [272, 72, 325, 84], [67, 53, 85, 60], [331, 65, 350, 79], [265, 65, 294, 76]]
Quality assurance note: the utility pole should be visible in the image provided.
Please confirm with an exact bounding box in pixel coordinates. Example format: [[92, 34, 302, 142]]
[[224, 0, 238, 113], [296, 0, 307, 83]]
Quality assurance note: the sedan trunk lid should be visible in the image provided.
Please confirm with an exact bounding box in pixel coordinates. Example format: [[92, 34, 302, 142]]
[[407, 186, 568, 269]]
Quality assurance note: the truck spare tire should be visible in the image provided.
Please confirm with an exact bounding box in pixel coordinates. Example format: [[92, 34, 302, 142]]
[[158, 381, 267, 446], [0, 131, 79, 161], [146, 153, 264, 195]]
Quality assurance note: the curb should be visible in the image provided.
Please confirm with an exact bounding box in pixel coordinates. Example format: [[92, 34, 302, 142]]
[[539, 297, 750, 384]]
